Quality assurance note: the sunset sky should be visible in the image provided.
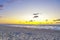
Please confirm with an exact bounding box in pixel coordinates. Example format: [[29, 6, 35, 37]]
[[0, 0, 60, 24]]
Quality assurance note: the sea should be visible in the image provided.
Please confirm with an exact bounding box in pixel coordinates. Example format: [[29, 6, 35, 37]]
[[0, 24, 60, 40], [0, 24, 60, 30]]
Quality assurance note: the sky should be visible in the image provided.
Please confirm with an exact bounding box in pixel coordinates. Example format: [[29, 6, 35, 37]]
[[0, 0, 60, 24]]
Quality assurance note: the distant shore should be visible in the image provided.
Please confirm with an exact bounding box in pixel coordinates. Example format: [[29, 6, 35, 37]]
[[0, 24, 60, 26]]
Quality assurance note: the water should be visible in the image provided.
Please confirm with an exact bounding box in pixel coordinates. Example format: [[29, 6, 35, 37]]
[[0, 24, 60, 40], [0, 24, 60, 30]]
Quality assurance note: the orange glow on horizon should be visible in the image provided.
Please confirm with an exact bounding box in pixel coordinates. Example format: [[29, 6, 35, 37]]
[[0, 18, 59, 25]]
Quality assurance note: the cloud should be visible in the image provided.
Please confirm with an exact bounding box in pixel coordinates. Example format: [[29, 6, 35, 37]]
[[0, 0, 18, 10], [53, 19, 60, 21], [4, 0, 17, 3], [0, 16, 2, 18], [0, 5, 3, 10]]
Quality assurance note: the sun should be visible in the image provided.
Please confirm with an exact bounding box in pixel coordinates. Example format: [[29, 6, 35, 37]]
[[21, 13, 56, 25], [26, 13, 50, 22], [16, 12, 50, 23]]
